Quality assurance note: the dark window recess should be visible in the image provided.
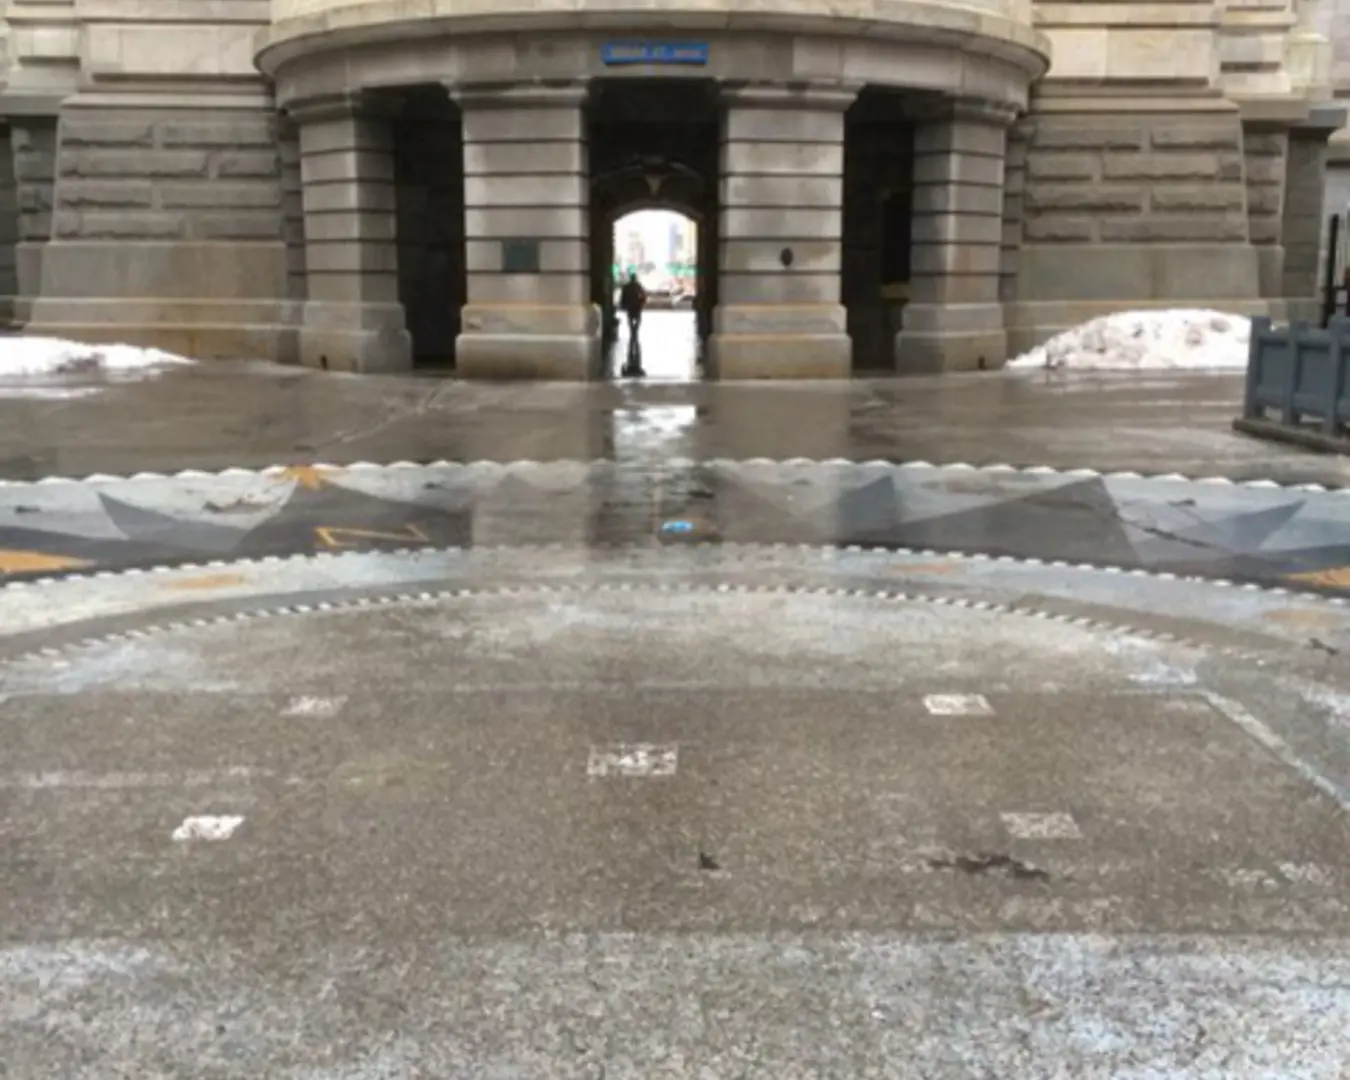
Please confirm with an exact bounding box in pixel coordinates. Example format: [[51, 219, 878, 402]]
[[880, 191, 912, 284], [502, 238, 542, 273]]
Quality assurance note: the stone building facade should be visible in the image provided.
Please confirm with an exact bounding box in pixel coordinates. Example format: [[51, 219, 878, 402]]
[[0, 0, 1338, 378]]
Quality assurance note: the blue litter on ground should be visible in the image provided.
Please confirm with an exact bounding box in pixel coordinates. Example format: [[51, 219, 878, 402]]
[[661, 520, 695, 534]]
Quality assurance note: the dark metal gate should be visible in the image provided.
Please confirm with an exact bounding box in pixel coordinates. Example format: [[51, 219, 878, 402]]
[[1322, 212, 1349, 327]]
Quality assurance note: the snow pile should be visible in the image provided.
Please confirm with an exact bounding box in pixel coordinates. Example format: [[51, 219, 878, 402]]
[[0, 336, 194, 376], [1008, 309, 1250, 372]]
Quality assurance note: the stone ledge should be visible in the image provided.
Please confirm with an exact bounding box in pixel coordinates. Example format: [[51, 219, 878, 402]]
[[257, 0, 1050, 84]]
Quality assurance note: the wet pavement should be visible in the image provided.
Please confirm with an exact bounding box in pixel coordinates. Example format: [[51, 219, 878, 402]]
[[3, 358, 1349, 485], [607, 309, 701, 379], [5, 358, 1350, 1076], [5, 545, 1350, 1077]]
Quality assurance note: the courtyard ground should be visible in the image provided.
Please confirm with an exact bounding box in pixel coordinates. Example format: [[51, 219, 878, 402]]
[[3, 354, 1350, 1077]]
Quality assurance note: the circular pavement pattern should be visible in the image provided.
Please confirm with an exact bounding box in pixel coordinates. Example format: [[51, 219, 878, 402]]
[[6, 472, 1350, 1075]]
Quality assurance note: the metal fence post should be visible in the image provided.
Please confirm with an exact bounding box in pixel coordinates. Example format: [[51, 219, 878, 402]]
[[1284, 320, 1306, 425], [1324, 214, 1343, 328], [1244, 315, 1268, 419], [1329, 319, 1348, 435]]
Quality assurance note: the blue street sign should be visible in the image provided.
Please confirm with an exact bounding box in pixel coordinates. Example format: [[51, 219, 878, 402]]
[[601, 42, 709, 66]]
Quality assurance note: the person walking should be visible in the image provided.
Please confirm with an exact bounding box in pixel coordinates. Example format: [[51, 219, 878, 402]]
[[619, 272, 647, 376]]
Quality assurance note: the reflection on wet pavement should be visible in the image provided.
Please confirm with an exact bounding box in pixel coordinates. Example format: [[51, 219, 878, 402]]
[[1, 361, 1347, 487], [607, 309, 701, 381]]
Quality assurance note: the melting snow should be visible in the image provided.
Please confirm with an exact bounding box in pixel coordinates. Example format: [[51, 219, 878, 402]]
[[0, 336, 193, 376], [1008, 309, 1250, 372]]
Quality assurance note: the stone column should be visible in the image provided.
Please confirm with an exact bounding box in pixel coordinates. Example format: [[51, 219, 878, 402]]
[[708, 83, 856, 380], [455, 83, 597, 380], [1242, 123, 1290, 308], [9, 121, 56, 326], [896, 99, 1014, 374], [278, 114, 306, 365], [1285, 104, 1347, 320], [999, 117, 1031, 349], [292, 95, 409, 373]]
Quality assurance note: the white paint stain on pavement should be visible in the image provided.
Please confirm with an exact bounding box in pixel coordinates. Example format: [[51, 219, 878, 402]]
[[1001, 812, 1083, 839], [282, 695, 346, 718], [171, 815, 244, 842], [1279, 862, 1336, 887], [587, 743, 678, 778], [923, 693, 993, 716]]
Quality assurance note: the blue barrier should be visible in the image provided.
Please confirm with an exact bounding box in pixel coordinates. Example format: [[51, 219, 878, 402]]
[[1243, 316, 1350, 436]]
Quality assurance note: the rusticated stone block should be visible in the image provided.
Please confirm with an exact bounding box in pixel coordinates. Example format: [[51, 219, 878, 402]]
[[1243, 155, 1285, 185], [159, 120, 276, 148], [57, 181, 153, 208], [60, 151, 209, 178], [214, 151, 281, 179], [1033, 126, 1145, 151], [1026, 185, 1145, 213], [1150, 127, 1241, 151], [1099, 216, 1248, 242], [1023, 217, 1095, 242], [1243, 133, 1286, 156], [192, 214, 285, 241], [1249, 217, 1283, 244], [1247, 187, 1283, 215], [1026, 153, 1096, 181], [159, 182, 281, 209], [13, 151, 54, 184], [60, 119, 154, 147], [54, 210, 184, 239], [17, 187, 50, 212], [20, 212, 51, 241], [1103, 152, 1241, 182], [1150, 186, 1245, 212]]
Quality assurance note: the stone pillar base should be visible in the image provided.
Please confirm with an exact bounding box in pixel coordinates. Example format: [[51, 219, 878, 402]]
[[707, 334, 851, 380], [298, 299, 410, 373], [895, 330, 1008, 373], [708, 302, 852, 379], [455, 301, 600, 380], [455, 332, 599, 380], [895, 301, 1008, 372], [299, 326, 411, 373]]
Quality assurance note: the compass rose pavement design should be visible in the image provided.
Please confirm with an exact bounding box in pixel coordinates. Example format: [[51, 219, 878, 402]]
[[0, 460, 1348, 591]]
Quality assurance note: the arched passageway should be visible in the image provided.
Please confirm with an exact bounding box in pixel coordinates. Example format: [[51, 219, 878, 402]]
[[588, 78, 719, 381], [608, 207, 701, 379]]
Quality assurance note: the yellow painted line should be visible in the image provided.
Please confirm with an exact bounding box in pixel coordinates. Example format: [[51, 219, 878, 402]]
[[314, 523, 430, 550], [0, 549, 91, 574], [162, 572, 248, 592], [275, 465, 339, 491], [1285, 566, 1350, 589]]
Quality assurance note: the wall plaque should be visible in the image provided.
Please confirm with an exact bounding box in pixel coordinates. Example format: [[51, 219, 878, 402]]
[[502, 238, 541, 273]]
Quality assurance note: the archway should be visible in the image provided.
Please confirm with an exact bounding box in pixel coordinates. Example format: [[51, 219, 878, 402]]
[[587, 78, 720, 381], [608, 206, 701, 380]]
